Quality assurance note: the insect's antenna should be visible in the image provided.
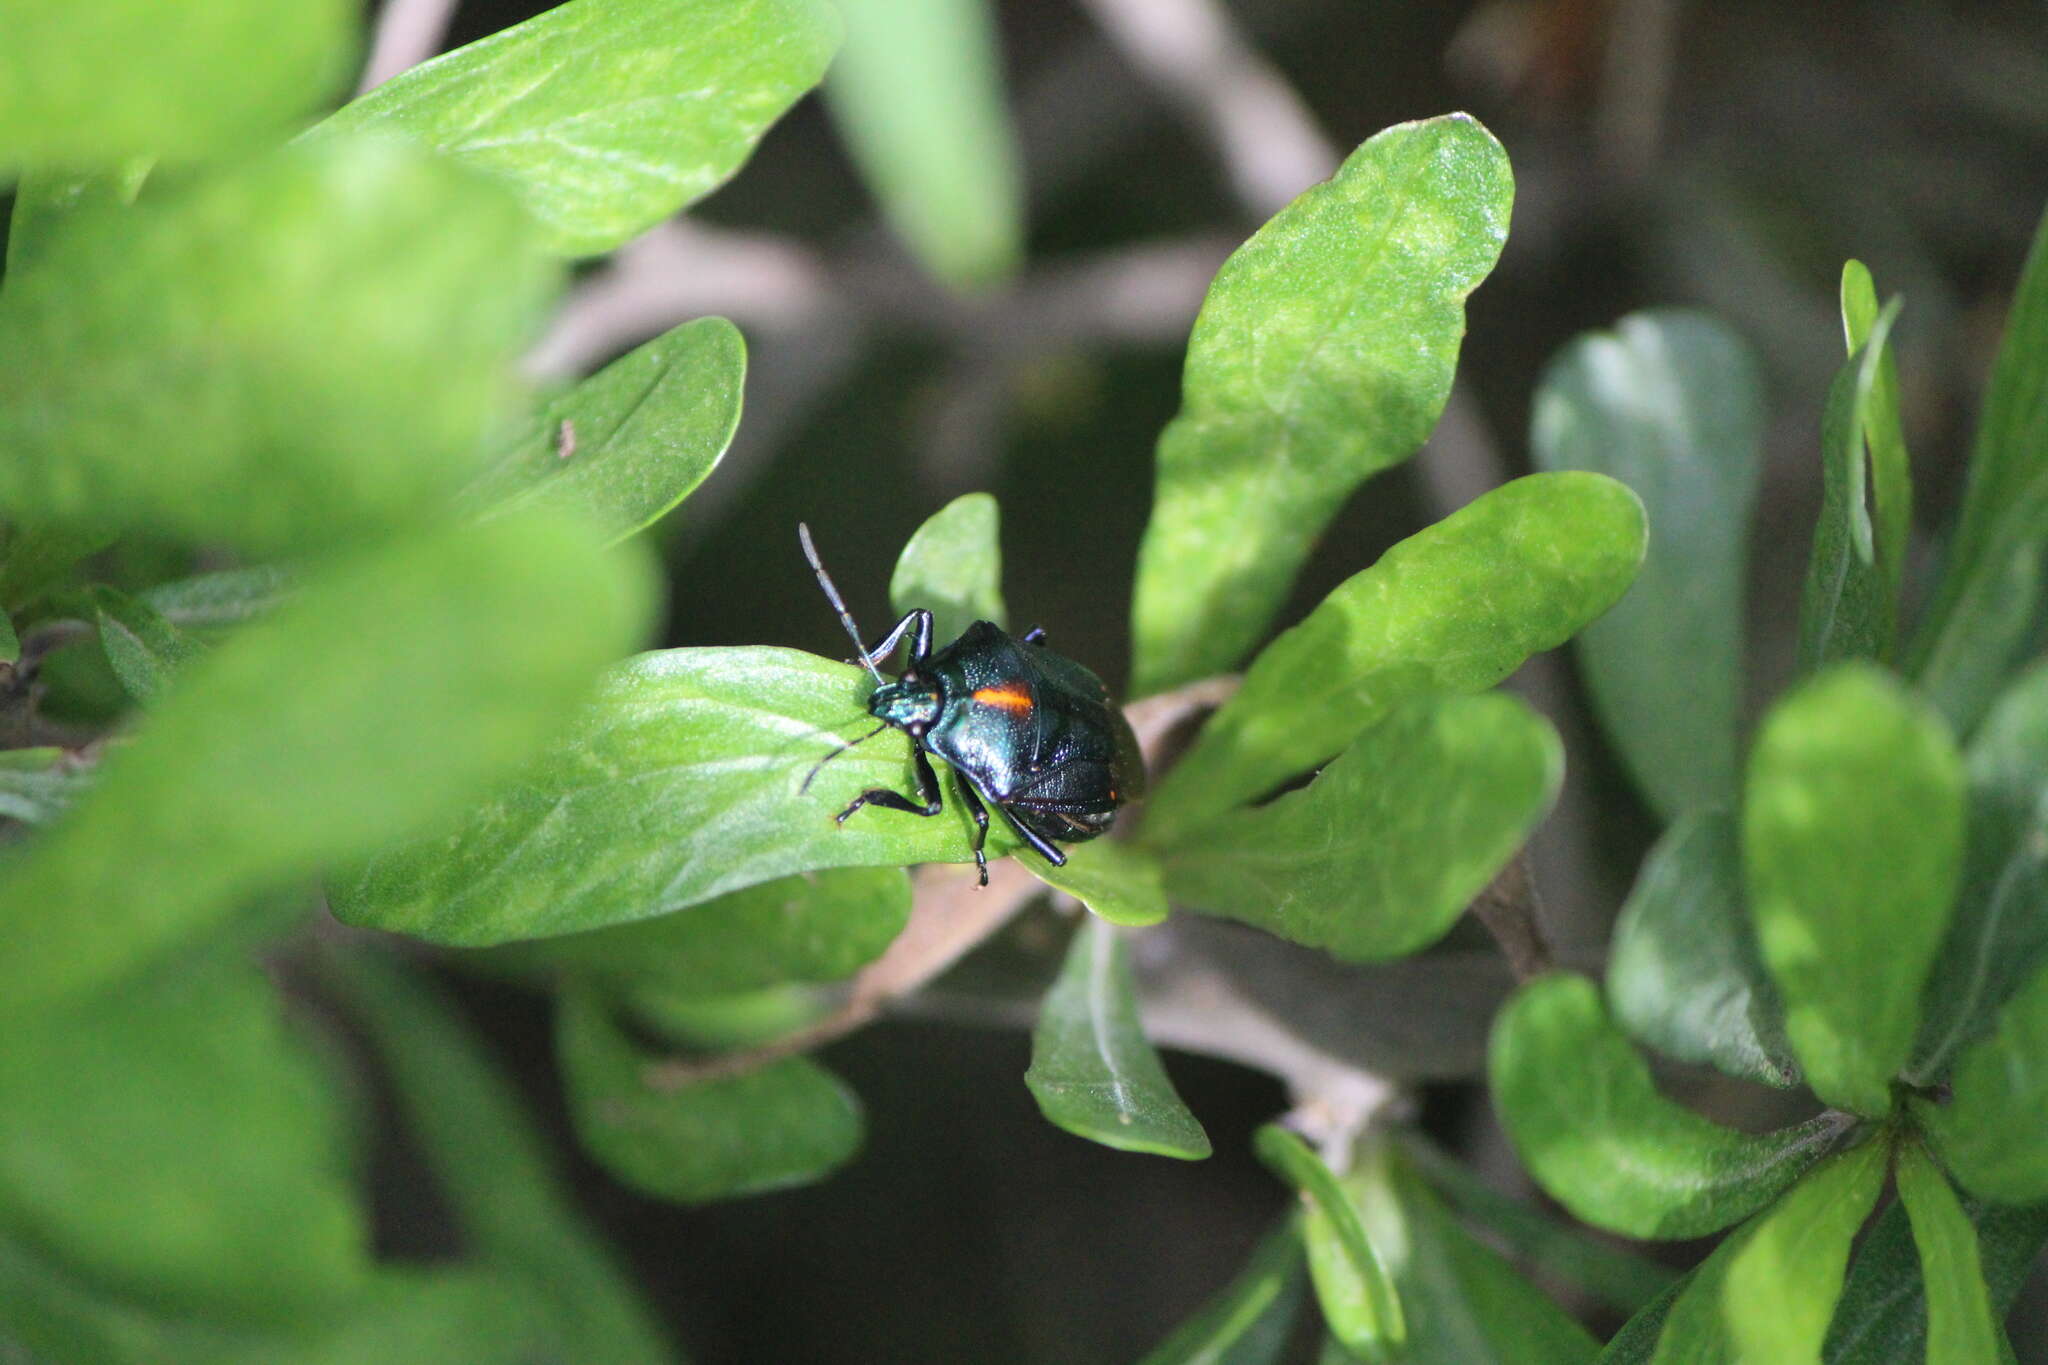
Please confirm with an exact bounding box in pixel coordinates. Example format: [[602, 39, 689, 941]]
[[798, 522, 885, 683], [800, 721, 889, 793]]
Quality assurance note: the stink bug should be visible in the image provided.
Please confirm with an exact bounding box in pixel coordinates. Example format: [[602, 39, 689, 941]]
[[799, 523, 1146, 885]]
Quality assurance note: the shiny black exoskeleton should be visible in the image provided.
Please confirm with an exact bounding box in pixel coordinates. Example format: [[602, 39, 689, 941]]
[[800, 525, 1145, 885]]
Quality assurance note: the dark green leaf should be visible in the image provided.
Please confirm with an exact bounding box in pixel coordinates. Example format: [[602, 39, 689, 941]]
[[140, 563, 295, 629], [1530, 310, 1763, 818], [0, 512, 653, 1011], [0, 748, 87, 826], [1356, 1141, 1600, 1364], [461, 317, 746, 545], [558, 986, 861, 1202], [0, 958, 366, 1319], [626, 983, 826, 1050], [1606, 809, 1798, 1088], [0, 0, 351, 162], [1144, 472, 1641, 842], [1025, 918, 1211, 1159], [0, 523, 112, 611], [1028, 837, 1170, 928], [322, 952, 678, 1362], [481, 867, 911, 996], [0, 604, 15, 666], [1798, 302, 1902, 672], [90, 584, 195, 705], [0, 140, 559, 555], [1136, 1220, 1305, 1365], [315, 0, 840, 257], [1826, 1191, 2048, 1364], [4, 160, 152, 278], [1841, 262, 1913, 605], [1919, 959, 2048, 1204], [1911, 200, 2048, 724], [1746, 663, 1965, 1114], [1490, 974, 1843, 1240], [1895, 1141, 2002, 1364], [1914, 662, 2048, 1079], [1163, 693, 1559, 963], [1256, 1126, 1405, 1361], [1650, 1138, 1886, 1364], [1129, 114, 1514, 696], [1597, 1272, 1693, 1364], [827, 0, 1022, 290], [889, 491, 1007, 644], [334, 646, 1023, 945], [1400, 1134, 1677, 1316]]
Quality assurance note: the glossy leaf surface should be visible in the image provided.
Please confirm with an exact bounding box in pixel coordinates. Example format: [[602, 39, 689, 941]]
[[558, 987, 861, 1202], [1746, 664, 1964, 1114], [1895, 1141, 2002, 1364], [889, 491, 1007, 645], [0, 513, 652, 1009], [1146, 472, 1641, 841], [317, 0, 840, 256], [1825, 1193, 2048, 1364], [1920, 960, 2048, 1204], [0, 140, 557, 554], [1256, 1126, 1404, 1360], [1028, 838, 1169, 927], [1606, 810, 1798, 1088], [1025, 919, 1211, 1159], [335, 646, 1022, 945], [1490, 974, 1839, 1240], [0, 0, 350, 162], [462, 317, 746, 545], [4, 161, 152, 279], [1163, 693, 1559, 962], [1530, 310, 1762, 818], [1840, 261, 1912, 603], [1797, 303, 1901, 672], [1130, 114, 1513, 695]]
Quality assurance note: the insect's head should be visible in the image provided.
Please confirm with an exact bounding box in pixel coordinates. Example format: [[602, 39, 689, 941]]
[[867, 675, 942, 734]]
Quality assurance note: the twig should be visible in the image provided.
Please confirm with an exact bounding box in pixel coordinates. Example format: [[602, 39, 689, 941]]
[[1468, 850, 1554, 982], [355, 0, 460, 95]]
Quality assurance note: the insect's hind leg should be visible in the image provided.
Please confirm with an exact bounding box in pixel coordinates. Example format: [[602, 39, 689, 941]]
[[837, 745, 944, 822], [992, 800, 1067, 867], [952, 774, 993, 886]]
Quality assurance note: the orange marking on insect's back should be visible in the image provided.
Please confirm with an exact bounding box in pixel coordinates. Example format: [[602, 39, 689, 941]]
[[972, 685, 1033, 714]]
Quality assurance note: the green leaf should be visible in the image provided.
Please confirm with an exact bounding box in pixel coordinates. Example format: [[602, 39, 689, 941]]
[[558, 986, 861, 1202], [314, 0, 841, 257], [0, 748, 87, 826], [1255, 1126, 1405, 1361], [322, 953, 678, 1362], [1919, 959, 2048, 1204], [0, 958, 366, 1319], [461, 317, 747, 545], [0, 0, 351, 163], [1024, 918, 1211, 1159], [334, 646, 1023, 945], [1399, 1134, 1678, 1317], [5, 160, 152, 279], [0, 523, 112, 611], [1489, 974, 1843, 1240], [889, 491, 1007, 644], [1840, 262, 1913, 605], [1894, 1141, 2002, 1364], [0, 512, 653, 1011], [1911, 200, 2048, 722], [90, 584, 196, 705], [1027, 836, 1169, 928], [481, 867, 911, 995], [1798, 301, 1903, 672], [1355, 1140, 1600, 1364], [1826, 1192, 2048, 1364], [1745, 663, 1965, 1114], [0, 139, 559, 555], [1161, 693, 1560, 963], [1606, 809, 1798, 1088], [1530, 310, 1764, 819], [1129, 114, 1514, 696], [1136, 1221, 1305, 1365], [1913, 661, 2048, 1079], [1144, 472, 1642, 842], [140, 563, 295, 630], [826, 0, 1021, 290], [0, 605, 15, 666], [1597, 1273, 1693, 1364], [1648, 1138, 1886, 1364]]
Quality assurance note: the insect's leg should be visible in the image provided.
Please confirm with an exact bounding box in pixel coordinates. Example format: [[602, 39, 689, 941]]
[[952, 774, 992, 887], [863, 610, 934, 667], [836, 744, 945, 823], [1021, 626, 1047, 645], [993, 802, 1067, 867]]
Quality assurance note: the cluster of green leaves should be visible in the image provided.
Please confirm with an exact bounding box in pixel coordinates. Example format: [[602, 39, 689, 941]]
[[1489, 226, 2048, 1361]]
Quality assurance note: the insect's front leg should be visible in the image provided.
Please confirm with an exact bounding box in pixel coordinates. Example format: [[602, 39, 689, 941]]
[[951, 773, 993, 887], [862, 610, 934, 668], [836, 744, 944, 823]]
